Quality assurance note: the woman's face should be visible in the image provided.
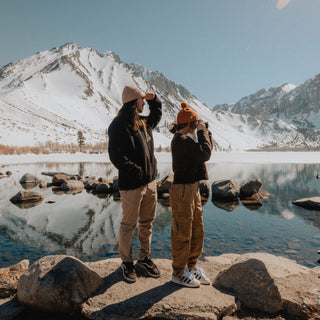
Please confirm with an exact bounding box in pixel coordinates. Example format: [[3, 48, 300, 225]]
[[136, 97, 145, 113]]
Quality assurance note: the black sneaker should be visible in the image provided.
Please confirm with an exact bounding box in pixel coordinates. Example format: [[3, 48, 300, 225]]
[[135, 256, 160, 278], [121, 261, 137, 282]]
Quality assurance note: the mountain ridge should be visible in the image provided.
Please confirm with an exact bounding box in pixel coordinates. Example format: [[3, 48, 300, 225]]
[[1, 42, 320, 151]]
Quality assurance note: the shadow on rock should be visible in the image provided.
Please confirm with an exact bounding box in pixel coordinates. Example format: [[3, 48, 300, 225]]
[[91, 281, 182, 319]]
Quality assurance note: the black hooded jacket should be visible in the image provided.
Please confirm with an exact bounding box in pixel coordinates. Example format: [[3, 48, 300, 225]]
[[108, 95, 162, 190]]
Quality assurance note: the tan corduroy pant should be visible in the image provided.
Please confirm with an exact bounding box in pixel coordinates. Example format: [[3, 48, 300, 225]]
[[169, 182, 204, 278], [119, 180, 157, 262]]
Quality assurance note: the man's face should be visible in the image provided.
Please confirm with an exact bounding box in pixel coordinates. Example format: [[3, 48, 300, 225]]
[[136, 97, 145, 113]]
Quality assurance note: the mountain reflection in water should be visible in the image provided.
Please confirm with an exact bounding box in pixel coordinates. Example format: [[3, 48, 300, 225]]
[[0, 161, 319, 268]]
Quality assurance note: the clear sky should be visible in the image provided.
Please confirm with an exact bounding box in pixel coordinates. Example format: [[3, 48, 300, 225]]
[[1, 0, 320, 107]]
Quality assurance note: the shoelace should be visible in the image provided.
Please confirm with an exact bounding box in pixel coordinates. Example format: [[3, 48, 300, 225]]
[[194, 267, 206, 277], [145, 257, 154, 266], [184, 271, 197, 281]]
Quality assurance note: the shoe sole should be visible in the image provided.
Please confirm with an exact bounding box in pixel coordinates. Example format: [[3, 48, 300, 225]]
[[135, 263, 160, 278], [120, 264, 137, 283]]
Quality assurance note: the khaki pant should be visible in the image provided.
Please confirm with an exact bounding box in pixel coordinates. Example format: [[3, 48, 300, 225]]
[[169, 182, 204, 278], [119, 180, 157, 262]]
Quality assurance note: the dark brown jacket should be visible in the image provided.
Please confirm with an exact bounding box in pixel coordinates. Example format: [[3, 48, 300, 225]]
[[171, 130, 213, 184]]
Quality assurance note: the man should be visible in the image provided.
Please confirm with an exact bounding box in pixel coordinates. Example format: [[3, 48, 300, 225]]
[[108, 85, 162, 282]]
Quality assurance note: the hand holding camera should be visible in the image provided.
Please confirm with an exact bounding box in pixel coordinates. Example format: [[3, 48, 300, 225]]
[[197, 120, 209, 131]]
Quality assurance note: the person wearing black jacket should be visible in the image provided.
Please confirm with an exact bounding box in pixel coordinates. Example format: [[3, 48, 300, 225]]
[[169, 102, 213, 288], [108, 85, 162, 282]]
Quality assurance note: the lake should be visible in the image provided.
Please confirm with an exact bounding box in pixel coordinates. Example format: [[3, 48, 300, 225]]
[[0, 161, 320, 268]]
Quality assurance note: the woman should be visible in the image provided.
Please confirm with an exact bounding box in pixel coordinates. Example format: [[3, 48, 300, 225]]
[[108, 85, 162, 282], [169, 102, 213, 288]]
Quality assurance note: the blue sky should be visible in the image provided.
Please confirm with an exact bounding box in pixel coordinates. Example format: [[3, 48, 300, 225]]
[[1, 0, 320, 106]]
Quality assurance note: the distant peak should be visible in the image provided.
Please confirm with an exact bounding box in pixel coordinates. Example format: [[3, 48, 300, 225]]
[[106, 51, 122, 63], [48, 42, 82, 56], [281, 83, 297, 93], [59, 42, 79, 50]]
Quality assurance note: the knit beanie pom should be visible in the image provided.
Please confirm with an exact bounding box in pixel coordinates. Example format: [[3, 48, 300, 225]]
[[181, 102, 188, 109], [177, 102, 199, 124]]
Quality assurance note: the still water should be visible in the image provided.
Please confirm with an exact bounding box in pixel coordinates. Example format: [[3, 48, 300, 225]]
[[0, 161, 319, 268]]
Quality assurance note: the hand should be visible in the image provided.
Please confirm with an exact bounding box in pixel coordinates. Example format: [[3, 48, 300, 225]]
[[197, 120, 207, 131], [144, 92, 155, 100]]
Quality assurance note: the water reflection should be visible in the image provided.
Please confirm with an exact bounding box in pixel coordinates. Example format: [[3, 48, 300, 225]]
[[11, 200, 43, 209], [212, 199, 240, 212], [0, 161, 319, 268]]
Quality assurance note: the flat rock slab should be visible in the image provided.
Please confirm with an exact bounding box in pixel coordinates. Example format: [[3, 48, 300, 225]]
[[293, 197, 320, 210], [82, 258, 236, 320]]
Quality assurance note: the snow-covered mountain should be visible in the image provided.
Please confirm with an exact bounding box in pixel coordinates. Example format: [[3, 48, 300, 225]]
[[0, 42, 216, 149], [213, 76, 320, 149], [1, 42, 320, 151]]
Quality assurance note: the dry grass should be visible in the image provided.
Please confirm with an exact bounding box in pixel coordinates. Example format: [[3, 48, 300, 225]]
[[0, 141, 108, 155]]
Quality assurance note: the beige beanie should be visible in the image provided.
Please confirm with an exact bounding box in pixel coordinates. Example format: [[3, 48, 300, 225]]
[[122, 85, 145, 104]]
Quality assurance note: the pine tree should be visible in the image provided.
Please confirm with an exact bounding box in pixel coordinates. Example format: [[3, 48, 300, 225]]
[[77, 130, 86, 152]]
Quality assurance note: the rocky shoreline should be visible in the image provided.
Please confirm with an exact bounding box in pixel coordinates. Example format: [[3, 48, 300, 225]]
[[2, 170, 320, 319], [9, 170, 320, 213], [1, 253, 319, 320]]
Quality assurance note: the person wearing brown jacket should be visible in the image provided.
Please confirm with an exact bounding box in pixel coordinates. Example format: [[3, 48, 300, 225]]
[[169, 102, 213, 288]]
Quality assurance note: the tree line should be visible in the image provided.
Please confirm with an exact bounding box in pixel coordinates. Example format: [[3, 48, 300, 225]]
[[0, 131, 170, 155]]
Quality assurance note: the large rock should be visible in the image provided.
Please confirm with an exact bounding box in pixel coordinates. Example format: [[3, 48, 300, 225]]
[[84, 179, 100, 191], [52, 174, 71, 186], [60, 180, 84, 192], [0, 260, 29, 298], [95, 182, 112, 194], [241, 190, 272, 210], [293, 197, 320, 210], [82, 258, 237, 320], [42, 171, 76, 177], [97, 177, 109, 183], [17, 255, 104, 314], [240, 179, 262, 198], [213, 253, 320, 319], [157, 174, 173, 196], [19, 173, 40, 189], [10, 190, 43, 204], [211, 179, 240, 201], [19, 173, 40, 185]]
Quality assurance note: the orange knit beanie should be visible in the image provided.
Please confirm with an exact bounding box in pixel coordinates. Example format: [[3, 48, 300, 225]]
[[177, 102, 199, 124]]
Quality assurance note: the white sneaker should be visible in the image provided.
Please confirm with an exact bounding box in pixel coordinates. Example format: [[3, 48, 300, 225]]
[[171, 269, 200, 288], [190, 266, 211, 285]]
